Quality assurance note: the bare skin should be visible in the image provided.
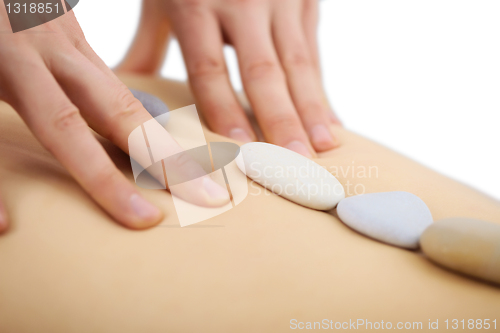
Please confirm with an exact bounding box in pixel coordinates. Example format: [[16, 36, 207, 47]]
[[0, 0, 339, 232], [0, 3, 229, 232], [118, 0, 340, 157], [0, 76, 498, 333]]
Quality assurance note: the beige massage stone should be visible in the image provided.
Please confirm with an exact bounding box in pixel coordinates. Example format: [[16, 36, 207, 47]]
[[421, 218, 500, 284]]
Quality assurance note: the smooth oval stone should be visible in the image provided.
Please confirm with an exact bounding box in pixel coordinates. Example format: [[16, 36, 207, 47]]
[[421, 218, 500, 284], [130, 88, 169, 118], [336, 191, 433, 249], [236, 142, 345, 210]]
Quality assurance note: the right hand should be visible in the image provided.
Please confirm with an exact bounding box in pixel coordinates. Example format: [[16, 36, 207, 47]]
[[0, 3, 229, 233], [118, 0, 341, 158]]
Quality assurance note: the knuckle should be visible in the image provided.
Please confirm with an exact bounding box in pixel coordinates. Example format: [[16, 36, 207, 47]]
[[227, 0, 264, 7], [110, 86, 144, 119], [282, 51, 313, 70], [167, 152, 205, 180], [50, 105, 84, 132], [171, 0, 204, 13], [182, 0, 203, 8], [113, 86, 143, 112], [41, 105, 85, 154], [228, 0, 253, 5], [72, 33, 89, 50], [44, 42, 79, 71], [300, 101, 328, 117], [104, 87, 145, 139], [266, 113, 301, 134], [169, 151, 195, 170], [189, 57, 226, 78], [243, 59, 281, 81]]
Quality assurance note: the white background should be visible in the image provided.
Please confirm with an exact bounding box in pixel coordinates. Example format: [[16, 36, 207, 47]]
[[74, 0, 500, 200]]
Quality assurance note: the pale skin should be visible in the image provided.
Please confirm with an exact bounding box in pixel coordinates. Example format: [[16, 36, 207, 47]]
[[0, 77, 499, 332], [118, 0, 340, 153], [0, 0, 338, 233], [0, 1, 237, 233]]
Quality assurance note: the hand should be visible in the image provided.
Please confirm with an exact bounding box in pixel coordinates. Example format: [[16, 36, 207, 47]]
[[0, 4, 229, 233], [118, 0, 341, 158]]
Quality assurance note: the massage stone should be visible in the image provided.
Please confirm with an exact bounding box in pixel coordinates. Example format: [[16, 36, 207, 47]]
[[336, 191, 433, 249], [130, 88, 169, 117], [420, 218, 500, 284], [236, 142, 345, 210]]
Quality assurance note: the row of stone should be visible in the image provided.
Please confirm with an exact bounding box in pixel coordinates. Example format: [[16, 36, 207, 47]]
[[134, 90, 500, 286], [237, 142, 500, 285]]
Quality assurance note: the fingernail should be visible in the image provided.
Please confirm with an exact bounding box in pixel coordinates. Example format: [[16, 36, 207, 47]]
[[202, 177, 230, 204], [229, 128, 253, 143], [285, 140, 312, 158], [130, 194, 161, 221], [311, 124, 336, 149]]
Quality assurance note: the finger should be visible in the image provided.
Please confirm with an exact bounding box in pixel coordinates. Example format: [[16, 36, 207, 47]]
[[56, 11, 124, 83], [0, 193, 8, 233], [166, 2, 255, 143], [116, 0, 172, 74], [301, 0, 321, 74], [220, 5, 315, 157], [272, 1, 338, 151], [301, 0, 341, 125], [5, 54, 162, 229], [47, 48, 230, 207]]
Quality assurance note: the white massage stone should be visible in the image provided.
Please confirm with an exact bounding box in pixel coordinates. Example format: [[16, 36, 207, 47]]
[[336, 191, 433, 249], [236, 142, 345, 210]]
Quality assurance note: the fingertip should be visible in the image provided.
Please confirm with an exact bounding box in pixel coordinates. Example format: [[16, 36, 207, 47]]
[[228, 128, 254, 143], [168, 176, 231, 209], [128, 193, 164, 229], [201, 177, 231, 206], [310, 124, 339, 152], [285, 140, 314, 158]]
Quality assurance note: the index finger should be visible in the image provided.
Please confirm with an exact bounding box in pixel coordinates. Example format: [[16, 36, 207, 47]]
[[48, 49, 230, 207]]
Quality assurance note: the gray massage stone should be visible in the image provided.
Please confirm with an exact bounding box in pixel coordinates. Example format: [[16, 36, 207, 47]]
[[130, 89, 169, 118], [337, 191, 433, 249]]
